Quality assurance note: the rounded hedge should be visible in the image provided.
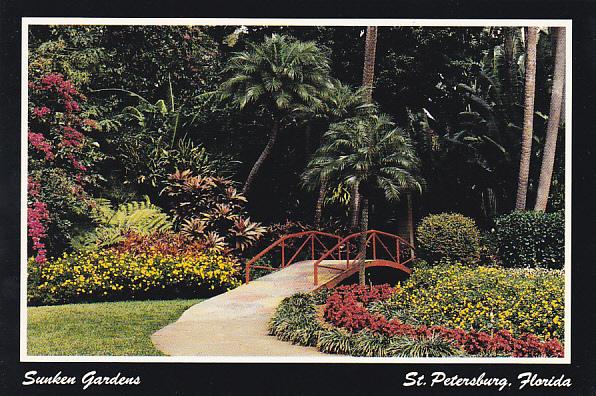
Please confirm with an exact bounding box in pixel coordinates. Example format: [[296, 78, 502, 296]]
[[493, 210, 564, 269], [416, 213, 481, 265]]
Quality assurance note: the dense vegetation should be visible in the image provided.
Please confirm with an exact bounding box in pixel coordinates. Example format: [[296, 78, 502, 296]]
[[27, 24, 566, 357], [28, 25, 565, 264]]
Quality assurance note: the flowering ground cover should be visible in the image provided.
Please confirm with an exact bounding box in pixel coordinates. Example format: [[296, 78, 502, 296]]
[[373, 263, 564, 340], [27, 248, 241, 306], [269, 264, 564, 357]]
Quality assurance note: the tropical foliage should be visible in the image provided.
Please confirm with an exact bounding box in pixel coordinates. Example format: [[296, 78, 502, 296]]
[[218, 34, 333, 194], [161, 170, 266, 253], [71, 197, 173, 250], [305, 114, 421, 208]]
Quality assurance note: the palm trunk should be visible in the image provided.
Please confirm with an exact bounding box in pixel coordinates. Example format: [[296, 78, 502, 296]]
[[358, 196, 369, 285], [534, 28, 566, 212], [242, 119, 279, 195], [503, 27, 517, 111], [362, 26, 378, 103], [350, 181, 361, 229], [314, 175, 328, 227], [514, 27, 539, 211], [354, 26, 376, 244]]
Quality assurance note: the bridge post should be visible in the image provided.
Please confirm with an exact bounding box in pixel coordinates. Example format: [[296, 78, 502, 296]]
[[281, 240, 285, 268], [346, 242, 350, 269], [311, 235, 315, 260], [372, 233, 377, 260], [396, 239, 400, 264]]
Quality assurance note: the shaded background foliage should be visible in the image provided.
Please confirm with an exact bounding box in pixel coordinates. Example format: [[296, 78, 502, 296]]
[[28, 24, 565, 259]]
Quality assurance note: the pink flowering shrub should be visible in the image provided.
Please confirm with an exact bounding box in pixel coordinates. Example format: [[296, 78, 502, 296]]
[[27, 178, 50, 263], [27, 72, 104, 261]]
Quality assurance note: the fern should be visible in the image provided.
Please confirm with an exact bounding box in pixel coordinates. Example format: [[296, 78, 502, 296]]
[[71, 197, 172, 250]]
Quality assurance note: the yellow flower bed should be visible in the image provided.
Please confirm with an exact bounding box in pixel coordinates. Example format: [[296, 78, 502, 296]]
[[374, 263, 564, 340], [28, 249, 241, 305]]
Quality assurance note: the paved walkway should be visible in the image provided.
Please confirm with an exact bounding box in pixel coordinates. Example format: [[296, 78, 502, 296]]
[[151, 260, 347, 356]]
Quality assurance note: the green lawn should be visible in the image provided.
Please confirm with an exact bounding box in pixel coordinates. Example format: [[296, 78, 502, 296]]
[[27, 299, 202, 356]]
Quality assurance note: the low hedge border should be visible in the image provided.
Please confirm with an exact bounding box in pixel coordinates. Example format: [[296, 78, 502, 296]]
[[268, 291, 459, 357], [269, 285, 563, 358]]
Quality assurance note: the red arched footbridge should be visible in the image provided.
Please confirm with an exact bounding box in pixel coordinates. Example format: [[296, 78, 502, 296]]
[[245, 230, 415, 289]]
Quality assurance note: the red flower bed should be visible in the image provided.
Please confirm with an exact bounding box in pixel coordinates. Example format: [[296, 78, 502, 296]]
[[323, 284, 563, 358]]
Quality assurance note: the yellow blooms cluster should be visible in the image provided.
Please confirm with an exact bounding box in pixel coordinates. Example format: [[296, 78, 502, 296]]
[[28, 249, 241, 305], [381, 263, 564, 340]]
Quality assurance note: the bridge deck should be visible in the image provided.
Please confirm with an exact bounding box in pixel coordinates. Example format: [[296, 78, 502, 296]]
[[152, 260, 348, 356]]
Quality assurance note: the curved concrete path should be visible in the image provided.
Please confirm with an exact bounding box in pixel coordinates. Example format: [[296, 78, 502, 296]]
[[151, 260, 347, 356]]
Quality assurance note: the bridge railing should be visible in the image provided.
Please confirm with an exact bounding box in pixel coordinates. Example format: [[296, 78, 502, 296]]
[[245, 231, 342, 284], [313, 230, 415, 285]]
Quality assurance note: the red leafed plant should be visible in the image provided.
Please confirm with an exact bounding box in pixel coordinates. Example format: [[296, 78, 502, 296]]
[[110, 231, 208, 256], [323, 284, 564, 357]]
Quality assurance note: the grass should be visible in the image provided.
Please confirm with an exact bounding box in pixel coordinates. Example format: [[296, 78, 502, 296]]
[[27, 298, 202, 356]]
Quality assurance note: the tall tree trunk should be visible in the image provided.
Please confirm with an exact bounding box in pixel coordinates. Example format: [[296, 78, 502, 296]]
[[503, 27, 517, 112], [358, 196, 369, 285], [514, 27, 539, 211], [242, 119, 279, 195], [534, 28, 566, 212], [350, 182, 361, 229], [314, 175, 328, 227], [352, 26, 377, 233], [362, 26, 378, 103]]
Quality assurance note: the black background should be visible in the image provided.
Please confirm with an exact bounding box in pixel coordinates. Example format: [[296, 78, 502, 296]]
[[1, 0, 595, 394]]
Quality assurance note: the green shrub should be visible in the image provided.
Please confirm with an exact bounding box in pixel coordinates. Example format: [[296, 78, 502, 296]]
[[416, 213, 481, 264], [493, 210, 564, 269]]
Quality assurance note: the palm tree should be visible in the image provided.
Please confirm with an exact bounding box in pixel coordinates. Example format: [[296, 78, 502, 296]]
[[349, 26, 380, 230], [301, 80, 373, 227], [515, 27, 539, 211], [218, 34, 332, 195], [534, 27, 566, 211], [303, 114, 421, 285]]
